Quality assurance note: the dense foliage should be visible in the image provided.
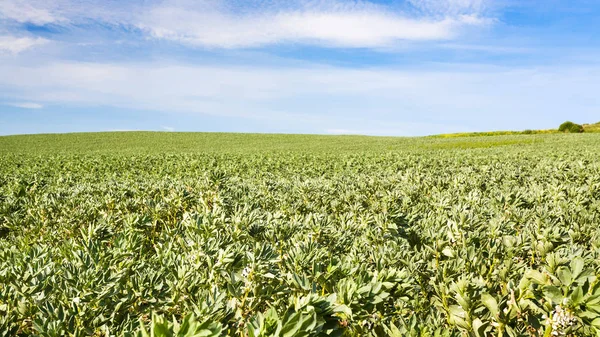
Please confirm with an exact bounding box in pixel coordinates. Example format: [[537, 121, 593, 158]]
[[1, 133, 600, 336], [559, 122, 584, 133]]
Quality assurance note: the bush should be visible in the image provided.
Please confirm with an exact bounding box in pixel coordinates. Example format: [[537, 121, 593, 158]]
[[522, 129, 534, 134], [558, 121, 584, 133]]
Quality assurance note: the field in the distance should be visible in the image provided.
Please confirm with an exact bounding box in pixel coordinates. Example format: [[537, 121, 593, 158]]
[[1, 132, 600, 336]]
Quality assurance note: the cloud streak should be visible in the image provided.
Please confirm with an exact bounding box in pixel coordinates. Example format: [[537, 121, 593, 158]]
[[139, 5, 489, 48], [5, 102, 44, 109], [0, 36, 48, 54], [408, 0, 488, 16], [0, 0, 60, 24], [0, 0, 493, 49], [1, 59, 599, 134]]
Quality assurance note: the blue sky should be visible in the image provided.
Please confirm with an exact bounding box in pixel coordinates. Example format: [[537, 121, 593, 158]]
[[1, 0, 599, 136]]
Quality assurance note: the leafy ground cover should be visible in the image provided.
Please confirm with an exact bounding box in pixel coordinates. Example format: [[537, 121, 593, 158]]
[[1, 132, 600, 336]]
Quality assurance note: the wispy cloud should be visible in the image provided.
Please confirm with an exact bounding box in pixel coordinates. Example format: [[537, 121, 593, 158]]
[[0, 36, 48, 54], [1, 59, 599, 134], [435, 42, 531, 53], [408, 0, 489, 16], [0, 0, 135, 26], [0, 0, 493, 49], [0, 0, 60, 25], [139, 5, 489, 48], [6, 102, 44, 109], [161, 126, 175, 132]]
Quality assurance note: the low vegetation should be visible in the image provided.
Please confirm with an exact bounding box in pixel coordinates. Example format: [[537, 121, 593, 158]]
[[583, 122, 600, 133], [1, 132, 600, 336], [435, 120, 599, 138], [559, 121, 584, 133]]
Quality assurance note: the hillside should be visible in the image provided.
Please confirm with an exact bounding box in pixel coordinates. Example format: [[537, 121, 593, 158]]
[[434, 121, 600, 138], [0, 131, 596, 155]]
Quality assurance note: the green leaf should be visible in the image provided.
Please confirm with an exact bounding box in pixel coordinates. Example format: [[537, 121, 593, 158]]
[[570, 257, 585, 279], [449, 305, 467, 318], [557, 267, 572, 286], [587, 302, 600, 314], [580, 310, 599, 319], [571, 286, 584, 306], [525, 270, 547, 285], [442, 247, 455, 258], [472, 318, 488, 337], [543, 286, 563, 304], [138, 318, 150, 337], [332, 304, 352, 318], [480, 293, 499, 317], [281, 312, 302, 337], [384, 322, 404, 337]]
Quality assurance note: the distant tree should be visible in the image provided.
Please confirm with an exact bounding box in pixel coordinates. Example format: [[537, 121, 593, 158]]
[[558, 121, 584, 133]]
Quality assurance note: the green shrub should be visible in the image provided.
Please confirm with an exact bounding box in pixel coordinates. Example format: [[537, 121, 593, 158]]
[[522, 129, 534, 134], [558, 121, 584, 133]]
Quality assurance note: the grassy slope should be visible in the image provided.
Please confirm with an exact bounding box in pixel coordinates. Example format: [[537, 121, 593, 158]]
[[0, 131, 592, 155], [433, 122, 600, 138], [584, 122, 600, 132], [1, 122, 599, 153]]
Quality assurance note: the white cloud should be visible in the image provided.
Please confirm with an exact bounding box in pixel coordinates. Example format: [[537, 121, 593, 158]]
[[0, 0, 493, 49], [1, 60, 599, 135], [0, 0, 60, 24], [161, 126, 175, 131], [6, 102, 44, 109], [0, 0, 136, 25], [139, 1, 490, 48], [0, 36, 48, 54]]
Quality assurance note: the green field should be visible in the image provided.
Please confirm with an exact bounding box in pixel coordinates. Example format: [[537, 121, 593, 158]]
[[1, 132, 600, 336], [0, 131, 549, 154]]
